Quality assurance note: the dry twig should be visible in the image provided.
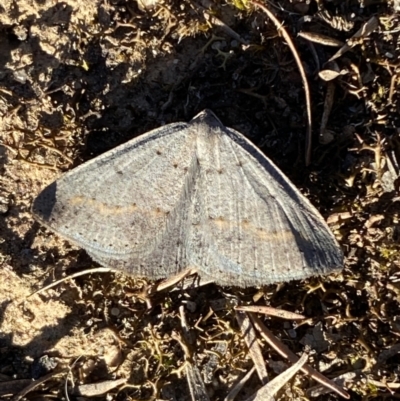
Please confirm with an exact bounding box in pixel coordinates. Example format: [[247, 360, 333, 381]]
[[235, 305, 305, 320], [252, 1, 313, 165]]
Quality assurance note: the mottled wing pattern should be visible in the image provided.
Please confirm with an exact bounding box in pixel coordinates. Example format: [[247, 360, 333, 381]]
[[186, 112, 343, 286]]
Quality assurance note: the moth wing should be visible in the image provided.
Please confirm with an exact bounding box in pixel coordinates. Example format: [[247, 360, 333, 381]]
[[32, 122, 197, 279], [188, 113, 343, 287]]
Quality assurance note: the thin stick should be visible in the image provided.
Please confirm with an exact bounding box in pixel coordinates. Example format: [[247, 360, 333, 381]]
[[28, 267, 116, 297], [235, 305, 305, 320], [252, 1, 313, 165]]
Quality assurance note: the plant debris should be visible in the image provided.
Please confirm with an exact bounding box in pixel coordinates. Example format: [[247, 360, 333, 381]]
[[1, 0, 399, 400]]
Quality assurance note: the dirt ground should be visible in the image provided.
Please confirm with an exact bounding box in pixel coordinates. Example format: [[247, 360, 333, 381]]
[[1, 0, 400, 400]]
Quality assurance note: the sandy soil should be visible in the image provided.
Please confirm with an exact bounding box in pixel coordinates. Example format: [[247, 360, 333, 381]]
[[1, 0, 399, 400]]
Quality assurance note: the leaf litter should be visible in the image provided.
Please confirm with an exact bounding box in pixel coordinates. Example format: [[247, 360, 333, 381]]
[[0, 0, 400, 400]]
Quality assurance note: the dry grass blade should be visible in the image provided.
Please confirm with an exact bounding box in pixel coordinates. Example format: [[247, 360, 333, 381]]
[[319, 82, 336, 144], [308, 372, 357, 398], [171, 331, 210, 401], [72, 378, 127, 397], [235, 305, 305, 320], [298, 31, 344, 47], [152, 267, 198, 292], [249, 314, 350, 399], [367, 378, 400, 390], [201, 6, 248, 45], [252, 0, 313, 165], [224, 366, 256, 401], [28, 267, 116, 297], [236, 310, 269, 385], [244, 352, 308, 401], [0, 380, 33, 397], [328, 16, 379, 62], [11, 371, 67, 401], [185, 363, 211, 401], [179, 304, 192, 342]]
